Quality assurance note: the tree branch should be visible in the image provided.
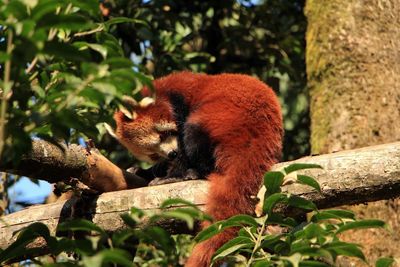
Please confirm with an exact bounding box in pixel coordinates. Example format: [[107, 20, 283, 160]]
[[1, 142, 400, 250], [0, 139, 149, 192]]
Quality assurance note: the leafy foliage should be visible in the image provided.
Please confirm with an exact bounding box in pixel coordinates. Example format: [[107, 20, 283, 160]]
[[0, 0, 151, 165], [0, 165, 394, 266], [194, 164, 393, 266], [0, 198, 207, 266]]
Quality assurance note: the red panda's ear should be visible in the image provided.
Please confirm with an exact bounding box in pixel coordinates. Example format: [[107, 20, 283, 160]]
[[104, 123, 117, 139], [122, 95, 138, 107], [120, 95, 139, 120], [119, 106, 138, 120]]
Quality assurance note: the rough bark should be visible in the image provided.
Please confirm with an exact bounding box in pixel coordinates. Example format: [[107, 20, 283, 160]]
[[306, 0, 400, 264], [1, 142, 400, 251], [306, 0, 400, 154], [0, 139, 148, 192]]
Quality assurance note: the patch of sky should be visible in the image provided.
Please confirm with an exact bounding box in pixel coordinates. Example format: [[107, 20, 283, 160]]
[[8, 177, 52, 213]]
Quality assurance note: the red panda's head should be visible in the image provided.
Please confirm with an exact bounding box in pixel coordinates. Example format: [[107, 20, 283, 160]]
[[106, 96, 178, 164]]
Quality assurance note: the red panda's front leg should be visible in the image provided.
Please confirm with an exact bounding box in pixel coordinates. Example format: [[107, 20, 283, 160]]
[[148, 167, 199, 186], [149, 121, 216, 186]]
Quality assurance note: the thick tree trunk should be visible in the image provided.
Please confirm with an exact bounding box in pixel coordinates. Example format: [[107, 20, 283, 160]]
[[1, 142, 400, 252], [306, 0, 400, 154], [306, 0, 400, 264]]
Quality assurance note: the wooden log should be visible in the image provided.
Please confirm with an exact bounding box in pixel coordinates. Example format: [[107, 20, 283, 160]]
[[1, 142, 400, 250]]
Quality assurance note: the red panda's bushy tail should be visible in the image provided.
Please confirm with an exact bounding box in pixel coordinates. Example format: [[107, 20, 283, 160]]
[[186, 146, 281, 266]]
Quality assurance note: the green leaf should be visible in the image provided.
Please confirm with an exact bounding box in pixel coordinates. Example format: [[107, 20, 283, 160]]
[[311, 209, 355, 222], [194, 222, 225, 242], [86, 43, 108, 59], [44, 41, 89, 61], [299, 261, 330, 267], [82, 249, 133, 267], [73, 41, 108, 61], [336, 220, 387, 234], [213, 236, 254, 261], [0, 223, 54, 263], [294, 223, 327, 241], [265, 213, 297, 227], [17, 19, 36, 37], [288, 195, 317, 211], [375, 257, 395, 267], [104, 17, 147, 27], [223, 214, 259, 227], [263, 171, 285, 196], [284, 163, 323, 174], [263, 193, 288, 214], [130, 206, 145, 218], [260, 234, 284, 248], [31, 0, 62, 21], [57, 219, 106, 234], [291, 247, 333, 260], [79, 87, 105, 104], [69, 0, 99, 16], [253, 260, 273, 267], [110, 69, 139, 83], [0, 52, 10, 63], [104, 57, 134, 69], [324, 242, 366, 261], [3, 1, 28, 20], [297, 174, 321, 192], [156, 208, 197, 230], [160, 198, 199, 209], [192, 215, 256, 242], [111, 229, 137, 247], [139, 226, 175, 255], [281, 253, 302, 267], [37, 14, 90, 31], [120, 213, 139, 228]]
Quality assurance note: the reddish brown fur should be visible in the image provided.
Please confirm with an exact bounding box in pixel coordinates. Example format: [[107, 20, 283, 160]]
[[115, 72, 283, 266]]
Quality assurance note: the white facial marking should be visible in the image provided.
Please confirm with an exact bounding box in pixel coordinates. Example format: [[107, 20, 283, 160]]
[[122, 95, 138, 107], [140, 134, 161, 147], [159, 136, 178, 158], [154, 122, 177, 132]]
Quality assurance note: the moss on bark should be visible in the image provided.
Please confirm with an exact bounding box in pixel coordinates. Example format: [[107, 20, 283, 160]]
[[306, 0, 400, 154]]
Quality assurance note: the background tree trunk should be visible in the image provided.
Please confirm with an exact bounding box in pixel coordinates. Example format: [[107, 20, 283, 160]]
[[305, 0, 400, 264]]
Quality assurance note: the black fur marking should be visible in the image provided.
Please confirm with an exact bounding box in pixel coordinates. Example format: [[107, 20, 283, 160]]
[[168, 93, 190, 130], [167, 92, 216, 179], [183, 123, 215, 177], [135, 161, 169, 181]]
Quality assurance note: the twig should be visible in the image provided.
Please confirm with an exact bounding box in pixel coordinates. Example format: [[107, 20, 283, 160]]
[[25, 56, 38, 74], [74, 25, 104, 37], [0, 28, 14, 159]]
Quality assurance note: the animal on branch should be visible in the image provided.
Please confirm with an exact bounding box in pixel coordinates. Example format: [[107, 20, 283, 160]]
[[107, 71, 283, 266]]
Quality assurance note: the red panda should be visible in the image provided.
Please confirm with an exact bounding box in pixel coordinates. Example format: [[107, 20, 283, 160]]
[[109, 72, 283, 266]]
